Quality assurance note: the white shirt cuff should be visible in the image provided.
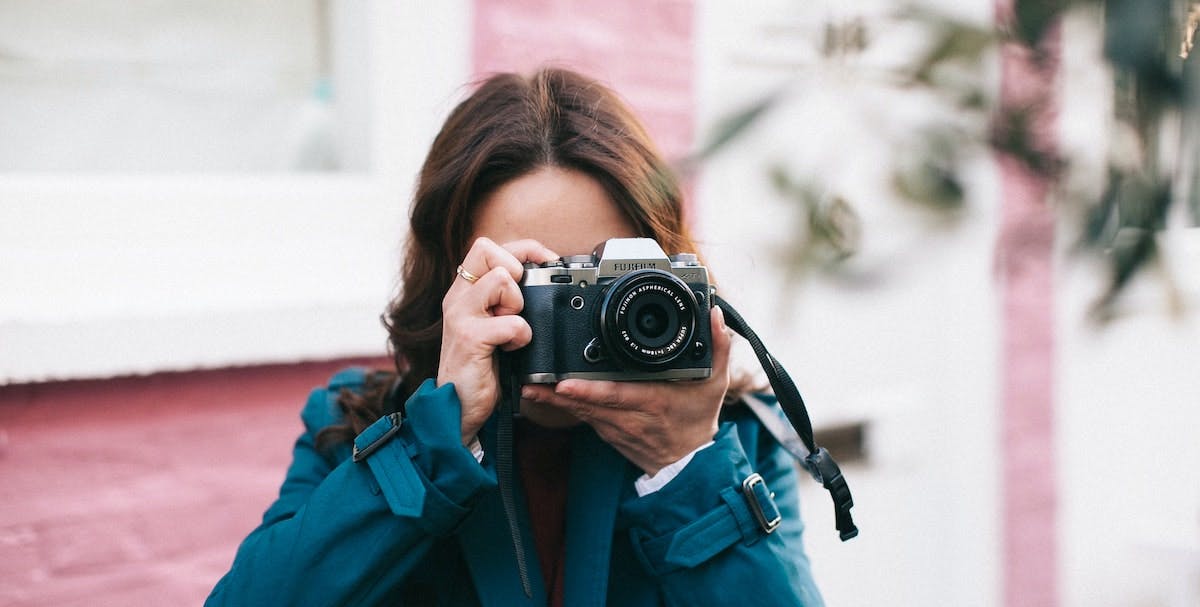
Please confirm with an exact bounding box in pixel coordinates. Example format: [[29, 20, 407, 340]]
[[634, 441, 715, 497], [467, 436, 484, 463]]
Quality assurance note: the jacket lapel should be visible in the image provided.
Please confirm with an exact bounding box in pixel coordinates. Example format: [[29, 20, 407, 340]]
[[454, 423, 629, 607], [455, 421, 548, 607], [563, 427, 628, 607]]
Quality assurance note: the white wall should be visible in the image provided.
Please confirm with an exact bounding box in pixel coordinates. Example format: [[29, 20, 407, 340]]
[[0, 1, 473, 382], [1056, 238, 1200, 607], [1055, 10, 1200, 607], [694, 1, 1002, 604], [694, 3, 1200, 606]]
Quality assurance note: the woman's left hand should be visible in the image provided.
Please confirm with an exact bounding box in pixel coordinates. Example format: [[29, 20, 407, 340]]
[[522, 306, 733, 476]]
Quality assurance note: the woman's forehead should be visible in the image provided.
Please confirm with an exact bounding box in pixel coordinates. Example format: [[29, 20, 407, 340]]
[[471, 167, 638, 257]]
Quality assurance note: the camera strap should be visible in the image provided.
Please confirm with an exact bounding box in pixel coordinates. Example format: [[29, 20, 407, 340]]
[[491, 295, 859, 599], [714, 294, 859, 542], [497, 354, 535, 598]]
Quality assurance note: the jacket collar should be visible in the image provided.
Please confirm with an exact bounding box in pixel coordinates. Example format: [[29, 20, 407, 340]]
[[455, 422, 628, 607]]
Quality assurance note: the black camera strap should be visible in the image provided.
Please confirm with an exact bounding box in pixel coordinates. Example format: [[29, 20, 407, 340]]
[[497, 354, 534, 598], [492, 296, 859, 598], [714, 294, 859, 542]]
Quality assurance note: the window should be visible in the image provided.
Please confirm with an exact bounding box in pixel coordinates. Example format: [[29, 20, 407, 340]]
[[0, 1, 472, 383]]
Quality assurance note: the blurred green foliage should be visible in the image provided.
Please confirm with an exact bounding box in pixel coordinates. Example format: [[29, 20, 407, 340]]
[[691, 0, 1198, 319]]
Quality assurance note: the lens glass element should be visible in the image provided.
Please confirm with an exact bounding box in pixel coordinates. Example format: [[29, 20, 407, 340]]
[[628, 294, 676, 346], [599, 270, 697, 369]]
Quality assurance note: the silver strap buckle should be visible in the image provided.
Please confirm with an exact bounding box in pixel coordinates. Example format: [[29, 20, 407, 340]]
[[352, 412, 404, 462], [742, 473, 782, 534]]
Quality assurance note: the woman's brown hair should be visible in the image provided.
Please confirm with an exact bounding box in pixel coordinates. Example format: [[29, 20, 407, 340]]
[[322, 67, 729, 446]]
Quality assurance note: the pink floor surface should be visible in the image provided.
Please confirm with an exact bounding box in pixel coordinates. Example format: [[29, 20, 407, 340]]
[[0, 359, 384, 606]]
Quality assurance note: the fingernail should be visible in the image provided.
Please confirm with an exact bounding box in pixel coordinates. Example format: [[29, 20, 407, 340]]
[[521, 386, 536, 400], [554, 381, 573, 396]]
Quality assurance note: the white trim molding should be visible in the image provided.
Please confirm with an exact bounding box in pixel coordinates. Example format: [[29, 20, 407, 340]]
[[0, 1, 472, 383]]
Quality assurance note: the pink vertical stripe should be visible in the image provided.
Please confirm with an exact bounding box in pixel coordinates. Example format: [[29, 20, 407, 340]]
[[995, 2, 1061, 606], [471, 0, 695, 163]]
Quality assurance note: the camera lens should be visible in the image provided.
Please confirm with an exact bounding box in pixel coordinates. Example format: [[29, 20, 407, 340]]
[[636, 304, 668, 338], [628, 295, 675, 346], [598, 270, 697, 370]]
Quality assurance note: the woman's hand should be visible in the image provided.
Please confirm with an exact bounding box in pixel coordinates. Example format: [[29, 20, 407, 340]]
[[438, 237, 559, 445], [522, 306, 733, 475]]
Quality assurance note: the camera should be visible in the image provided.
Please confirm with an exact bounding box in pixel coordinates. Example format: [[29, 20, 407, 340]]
[[516, 238, 713, 383]]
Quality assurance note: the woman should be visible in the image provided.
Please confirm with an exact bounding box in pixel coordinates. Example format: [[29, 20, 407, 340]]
[[207, 68, 823, 606]]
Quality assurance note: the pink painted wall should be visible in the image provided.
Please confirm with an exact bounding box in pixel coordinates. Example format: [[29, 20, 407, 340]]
[[472, 0, 695, 161], [0, 359, 384, 606]]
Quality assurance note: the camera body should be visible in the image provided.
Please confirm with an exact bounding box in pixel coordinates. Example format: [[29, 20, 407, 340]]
[[516, 238, 713, 384]]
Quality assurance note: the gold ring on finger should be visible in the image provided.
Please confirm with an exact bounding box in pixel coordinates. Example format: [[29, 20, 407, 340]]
[[456, 264, 481, 284]]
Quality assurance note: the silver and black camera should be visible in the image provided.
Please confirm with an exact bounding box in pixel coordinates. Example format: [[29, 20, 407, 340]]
[[516, 238, 713, 383]]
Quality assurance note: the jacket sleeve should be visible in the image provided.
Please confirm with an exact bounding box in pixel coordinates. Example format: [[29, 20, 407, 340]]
[[619, 409, 824, 607], [205, 373, 497, 607]]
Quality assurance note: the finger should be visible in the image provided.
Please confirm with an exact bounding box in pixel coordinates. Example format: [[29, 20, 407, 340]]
[[500, 239, 560, 266], [459, 237, 559, 283], [479, 266, 525, 316], [441, 308, 531, 353], [455, 237, 523, 284], [521, 384, 558, 403], [523, 384, 615, 413], [555, 378, 642, 410], [445, 265, 524, 317], [475, 314, 534, 351], [709, 306, 732, 378], [525, 385, 624, 424]]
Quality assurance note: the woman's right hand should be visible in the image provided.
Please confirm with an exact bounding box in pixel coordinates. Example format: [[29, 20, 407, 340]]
[[437, 237, 559, 446]]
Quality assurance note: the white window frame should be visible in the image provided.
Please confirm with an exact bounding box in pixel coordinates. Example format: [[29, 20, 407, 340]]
[[0, 1, 472, 383]]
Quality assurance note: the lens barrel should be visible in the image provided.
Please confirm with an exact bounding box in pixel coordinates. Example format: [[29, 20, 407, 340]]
[[598, 270, 697, 370]]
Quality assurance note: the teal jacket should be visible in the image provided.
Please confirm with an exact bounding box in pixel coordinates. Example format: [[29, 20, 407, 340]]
[[207, 368, 824, 606]]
